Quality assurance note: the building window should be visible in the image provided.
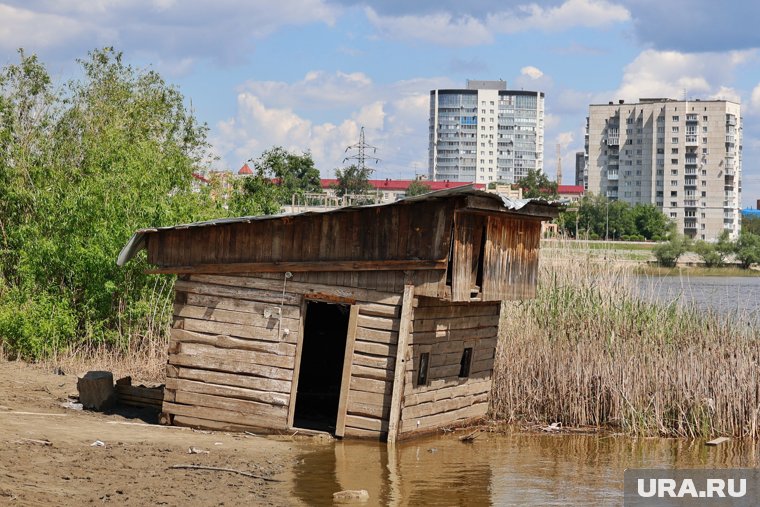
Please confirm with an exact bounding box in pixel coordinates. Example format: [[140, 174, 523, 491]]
[[672, 126, 679, 133], [671, 137, 679, 144], [672, 115, 679, 122], [703, 116, 708, 121], [458, 348, 473, 378], [671, 148, 679, 154], [416, 352, 430, 386]]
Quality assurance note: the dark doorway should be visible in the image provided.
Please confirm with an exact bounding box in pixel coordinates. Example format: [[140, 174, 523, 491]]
[[293, 300, 350, 433]]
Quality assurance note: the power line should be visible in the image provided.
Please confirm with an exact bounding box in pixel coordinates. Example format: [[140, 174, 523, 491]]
[[343, 126, 380, 172]]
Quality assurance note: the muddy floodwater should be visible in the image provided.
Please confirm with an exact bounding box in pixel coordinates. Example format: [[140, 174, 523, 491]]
[[286, 431, 760, 506]]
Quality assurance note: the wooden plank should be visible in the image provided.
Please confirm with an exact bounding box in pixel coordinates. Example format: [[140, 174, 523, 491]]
[[356, 315, 400, 332], [351, 364, 394, 382], [387, 284, 414, 444], [173, 391, 288, 420], [115, 385, 164, 400], [349, 376, 393, 396], [403, 378, 491, 406], [172, 415, 265, 433], [183, 293, 301, 319], [358, 302, 400, 318], [412, 314, 500, 332], [147, 258, 447, 275], [175, 366, 291, 394], [413, 304, 499, 320], [347, 400, 391, 420], [353, 340, 396, 358], [170, 353, 294, 381], [287, 298, 307, 428], [355, 327, 398, 345], [403, 371, 492, 396], [398, 401, 488, 434], [165, 378, 289, 407], [343, 426, 384, 439], [174, 303, 300, 330], [180, 317, 297, 344], [352, 353, 394, 371], [410, 326, 498, 345], [401, 393, 489, 421], [171, 328, 296, 357], [336, 305, 360, 438], [345, 414, 388, 433], [163, 402, 287, 430], [347, 389, 391, 407], [175, 279, 301, 305], [190, 275, 403, 306], [177, 342, 294, 369]]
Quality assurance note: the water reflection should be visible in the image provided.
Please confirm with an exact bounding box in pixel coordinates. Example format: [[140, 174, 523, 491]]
[[290, 431, 760, 506]]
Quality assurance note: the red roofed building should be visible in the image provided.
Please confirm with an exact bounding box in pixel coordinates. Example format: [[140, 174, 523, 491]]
[[319, 178, 485, 203], [237, 163, 253, 175], [557, 185, 584, 203]]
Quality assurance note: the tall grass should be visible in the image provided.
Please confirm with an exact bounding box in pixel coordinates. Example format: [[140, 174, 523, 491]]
[[492, 239, 760, 438]]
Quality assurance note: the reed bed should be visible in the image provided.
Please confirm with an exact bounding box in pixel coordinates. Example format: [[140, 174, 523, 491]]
[[492, 239, 760, 438]]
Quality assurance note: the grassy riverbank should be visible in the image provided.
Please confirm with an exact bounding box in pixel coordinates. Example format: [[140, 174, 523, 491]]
[[491, 246, 760, 438]]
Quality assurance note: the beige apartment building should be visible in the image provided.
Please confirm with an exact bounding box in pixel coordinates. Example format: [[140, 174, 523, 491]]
[[585, 98, 741, 240]]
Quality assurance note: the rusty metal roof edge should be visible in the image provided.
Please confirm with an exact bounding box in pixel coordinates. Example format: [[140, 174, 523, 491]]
[[116, 187, 561, 266]]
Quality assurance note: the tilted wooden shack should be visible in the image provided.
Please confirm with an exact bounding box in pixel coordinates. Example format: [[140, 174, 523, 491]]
[[117, 187, 559, 441]]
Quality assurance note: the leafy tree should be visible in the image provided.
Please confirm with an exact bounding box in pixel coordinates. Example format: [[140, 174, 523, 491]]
[[631, 204, 670, 241], [229, 175, 284, 216], [734, 232, 760, 269], [653, 235, 689, 267], [251, 147, 321, 201], [406, 179, 432, 197], [0, 48, 224, 359], [334, 164, 372, 197], [515, 169, 558, 199], [742, 215, 760, 235]]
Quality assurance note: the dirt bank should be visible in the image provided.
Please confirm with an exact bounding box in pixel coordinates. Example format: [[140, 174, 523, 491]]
[[0, 360, 302, 506]]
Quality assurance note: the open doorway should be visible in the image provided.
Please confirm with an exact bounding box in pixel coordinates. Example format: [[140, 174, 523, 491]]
[[293, 300, 350, 433]]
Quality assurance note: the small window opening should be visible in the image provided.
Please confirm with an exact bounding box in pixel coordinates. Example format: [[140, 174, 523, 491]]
[[417, 352, 430, 386], [459, 348, 473, 378]]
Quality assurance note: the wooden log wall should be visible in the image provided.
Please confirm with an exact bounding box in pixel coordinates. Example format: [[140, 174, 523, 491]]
[[398, 297, 500, 438], [162, 273, 402, 438]]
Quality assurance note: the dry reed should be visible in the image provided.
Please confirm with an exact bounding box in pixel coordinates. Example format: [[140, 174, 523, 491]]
[[491, 239, 760, 438]]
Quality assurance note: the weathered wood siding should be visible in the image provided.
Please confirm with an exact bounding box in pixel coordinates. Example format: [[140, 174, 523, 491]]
[[163, 275, 301, 431], [482, 214, 542, 300], [398, 297, 499, 437], [145, 200, 454, 297], [342, 302, 400, 438], [162, 274, 400, 438]]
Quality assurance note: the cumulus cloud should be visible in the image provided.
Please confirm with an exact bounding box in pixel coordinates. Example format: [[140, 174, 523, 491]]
[[0, 0, 338, 72], [363, 0, 629, 45], [750, 84, 760, 115], [212, 73, 442, 178], [611, 49, 756, 102], [521, 66, 543, 79], [364, 8, 493, 46]]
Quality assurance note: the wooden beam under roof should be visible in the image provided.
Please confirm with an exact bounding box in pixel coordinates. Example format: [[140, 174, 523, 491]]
[[146, 258, 448, 275]]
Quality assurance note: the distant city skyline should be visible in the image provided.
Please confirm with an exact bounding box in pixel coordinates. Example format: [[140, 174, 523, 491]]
[[2, 1, 759, 206]]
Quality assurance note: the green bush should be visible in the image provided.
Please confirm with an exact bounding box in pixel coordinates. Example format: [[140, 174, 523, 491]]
[[653, 236, 688, 267]]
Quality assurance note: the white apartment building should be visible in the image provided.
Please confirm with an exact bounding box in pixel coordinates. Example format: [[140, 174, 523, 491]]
[[429, 80, 544, 185], [585, 98, 742, 240]]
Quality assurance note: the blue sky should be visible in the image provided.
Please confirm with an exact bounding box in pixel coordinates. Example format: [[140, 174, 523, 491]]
[[2, 0, 760, 206]]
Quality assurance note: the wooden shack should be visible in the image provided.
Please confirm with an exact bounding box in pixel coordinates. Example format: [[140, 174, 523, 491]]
[[117, 187, 559, 441]]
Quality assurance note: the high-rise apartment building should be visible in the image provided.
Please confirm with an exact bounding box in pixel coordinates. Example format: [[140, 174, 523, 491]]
[[429, 80, 544, 184], [586, 98, 741, 240]]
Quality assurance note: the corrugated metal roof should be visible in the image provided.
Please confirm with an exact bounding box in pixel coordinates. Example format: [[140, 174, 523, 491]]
[[117, 186, 561, 266]]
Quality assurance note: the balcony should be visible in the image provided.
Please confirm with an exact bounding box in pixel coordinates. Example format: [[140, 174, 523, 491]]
[[684, 200, 697, 207], [685, 168, 697, 175], [684, 179, 697, 187], [607, 136, 619, 146], [684, 221, 697, 230], [686, 114, 698, 122], [606, 190, 618, 198], [607, 172, 619, 180], [727, 115, 737, 126], [685, 135, 698, 146], [724, 212, 734, 220]]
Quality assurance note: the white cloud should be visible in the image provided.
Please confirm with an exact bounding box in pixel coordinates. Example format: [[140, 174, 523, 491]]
[[212, 73, 443, 178], [0, 0, 338, 72], [521, 66, 543, 80], [364, 7, 493, 46], [487, 0, 630, 33], [364, 0, 629, 45], [556, 131, 574, 149], [612, 49, 756, 102], [750, 84, 760, 114]]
